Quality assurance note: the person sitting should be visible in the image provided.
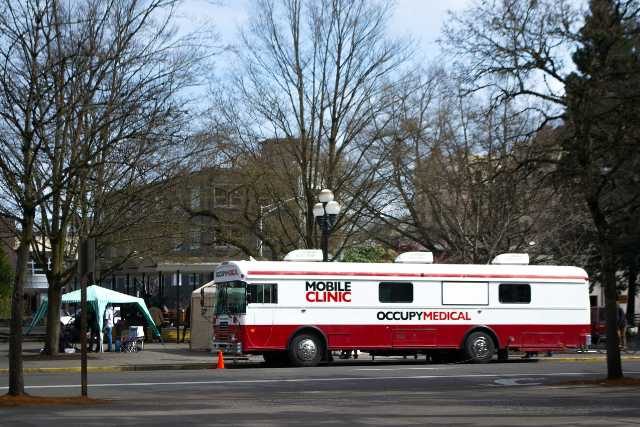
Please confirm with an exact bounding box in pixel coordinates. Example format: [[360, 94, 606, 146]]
[[114, 316, 129, 351]]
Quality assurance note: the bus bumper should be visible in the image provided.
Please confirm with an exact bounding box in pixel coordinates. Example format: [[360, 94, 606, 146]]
[[212, 340, 243, 355]]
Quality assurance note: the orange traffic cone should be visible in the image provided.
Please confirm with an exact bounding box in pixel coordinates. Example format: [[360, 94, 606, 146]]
[[217, 351, 225, 369]]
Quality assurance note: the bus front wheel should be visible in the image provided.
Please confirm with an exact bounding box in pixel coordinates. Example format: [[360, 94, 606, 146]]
[[288, 333, 323, 367], [464, 331, 495, 363]]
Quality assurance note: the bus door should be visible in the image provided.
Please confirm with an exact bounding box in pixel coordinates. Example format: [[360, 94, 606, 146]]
[[245, 283, 276, 347]]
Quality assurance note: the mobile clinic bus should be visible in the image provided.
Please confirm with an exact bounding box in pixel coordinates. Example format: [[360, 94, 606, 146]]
[[212, 250, 590, 366]]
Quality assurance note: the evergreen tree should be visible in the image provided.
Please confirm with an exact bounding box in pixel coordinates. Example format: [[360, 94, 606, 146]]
[[564, 0, 640, 379]]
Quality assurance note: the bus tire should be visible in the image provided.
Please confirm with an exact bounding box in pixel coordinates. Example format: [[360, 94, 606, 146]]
[[288, 333, 323, 367], [464, 331, 495, 363]]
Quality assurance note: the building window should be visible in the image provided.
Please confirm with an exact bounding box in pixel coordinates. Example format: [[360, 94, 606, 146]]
[[499, 284, 531, 304], [247, 283, 278, 304], [191, 188, 201, 210], [230, 189, 242, 207], [190, 229, 201, 250], [214, 187, 227, 207], [379, 282, 413, 303]]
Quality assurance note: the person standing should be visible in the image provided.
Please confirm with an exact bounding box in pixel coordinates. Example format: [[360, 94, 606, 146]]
[[88, 308, 100, 352], [149, 305, 164, 342], [617, 304, 627, 349], [104, 304, 115, 352], [180, 305, 191, 343]]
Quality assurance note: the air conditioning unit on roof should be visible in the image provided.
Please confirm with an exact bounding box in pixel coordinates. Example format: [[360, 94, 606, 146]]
[[284, 249, 324, 262], [491, 253, 530, 265], [394, 252, 434, 264]]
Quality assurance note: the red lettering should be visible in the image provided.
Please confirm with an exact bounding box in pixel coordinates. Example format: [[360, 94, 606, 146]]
[[306, 291, 352, 303], [306, 291, 316, 302]]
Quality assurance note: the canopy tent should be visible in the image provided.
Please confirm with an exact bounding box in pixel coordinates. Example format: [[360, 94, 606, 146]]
[[27, 285, 161, 339]]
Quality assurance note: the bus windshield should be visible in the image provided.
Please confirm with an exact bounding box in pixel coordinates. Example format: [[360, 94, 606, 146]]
[[214, 281, 247, 315]]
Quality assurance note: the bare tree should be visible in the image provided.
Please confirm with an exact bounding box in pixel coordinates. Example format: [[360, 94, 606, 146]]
[[30, 0, 207, 356], [362, 69, 567, 263], [209, 0, 410, 259], [0, 2, 211, 392], [0, 0, 57, 396]]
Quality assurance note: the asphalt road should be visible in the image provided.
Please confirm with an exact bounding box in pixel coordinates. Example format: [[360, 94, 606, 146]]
[[2, 359, 640, 426]]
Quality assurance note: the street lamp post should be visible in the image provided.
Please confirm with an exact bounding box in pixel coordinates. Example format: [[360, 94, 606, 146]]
[[313, 189, 341, 262]]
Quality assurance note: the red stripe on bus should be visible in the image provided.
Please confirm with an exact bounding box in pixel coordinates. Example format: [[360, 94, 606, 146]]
[[246, 271, 588, 281], [237, 323, 591, 352]]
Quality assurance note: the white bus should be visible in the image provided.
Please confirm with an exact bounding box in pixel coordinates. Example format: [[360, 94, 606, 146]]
[[212, 251, 590, 366]]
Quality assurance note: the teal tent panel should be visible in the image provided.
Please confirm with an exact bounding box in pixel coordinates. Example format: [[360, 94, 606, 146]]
[[27, 285, 160, 338], [26, 300, 48, 335]]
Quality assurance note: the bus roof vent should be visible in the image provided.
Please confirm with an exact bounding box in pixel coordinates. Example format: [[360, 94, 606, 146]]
[[284, 249, 324, 262], [491, 253, 530, 265], [394, 252, 434, 264]]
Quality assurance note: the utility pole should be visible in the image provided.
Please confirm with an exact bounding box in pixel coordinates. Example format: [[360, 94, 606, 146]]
[[78, 238, 95, 397]]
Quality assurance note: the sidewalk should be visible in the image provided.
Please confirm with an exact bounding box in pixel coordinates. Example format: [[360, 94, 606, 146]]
[[0, 341, 257, 374], [2, 340, 640, 374]]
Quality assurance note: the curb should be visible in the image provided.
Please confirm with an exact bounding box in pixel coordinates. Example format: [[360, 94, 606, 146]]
[[539, 355, 640, 362], [2, 355, 640, 374], [0, 359, 263, 374], [0, 363, 217, 374]]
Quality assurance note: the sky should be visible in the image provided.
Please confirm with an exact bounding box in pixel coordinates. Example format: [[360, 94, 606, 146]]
[[176, 0, 472, 63], [170, 0, 474, 111]]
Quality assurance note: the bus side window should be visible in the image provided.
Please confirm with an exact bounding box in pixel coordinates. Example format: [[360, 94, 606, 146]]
[[499, 283, 531, 303], [379, 282, 413, 303], [247, 284, 257, 304], [257, 285, 264, 303], [247, 283, 278, 304], [264, 283, 277, 303]]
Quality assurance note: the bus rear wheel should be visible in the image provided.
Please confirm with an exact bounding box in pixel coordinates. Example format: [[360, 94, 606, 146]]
[[464, 331, 495, 363], [288, 333, 323, 367]]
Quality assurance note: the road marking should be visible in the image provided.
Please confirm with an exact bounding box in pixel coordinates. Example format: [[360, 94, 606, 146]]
[[2, 371, 634, 391], [355, 367, 448, 371], [494, 378, 542, 386]]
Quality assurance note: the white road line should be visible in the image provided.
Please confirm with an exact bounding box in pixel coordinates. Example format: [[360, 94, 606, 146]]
[[355, 367, 448, 371], [3, 371, 635, 391]]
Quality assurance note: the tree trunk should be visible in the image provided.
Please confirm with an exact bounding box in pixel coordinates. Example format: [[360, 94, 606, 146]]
[[626, 259, 637, 326], [601, 242, 623, 379], [44, 284, 62, 355], [8, 214, 34, 396]]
